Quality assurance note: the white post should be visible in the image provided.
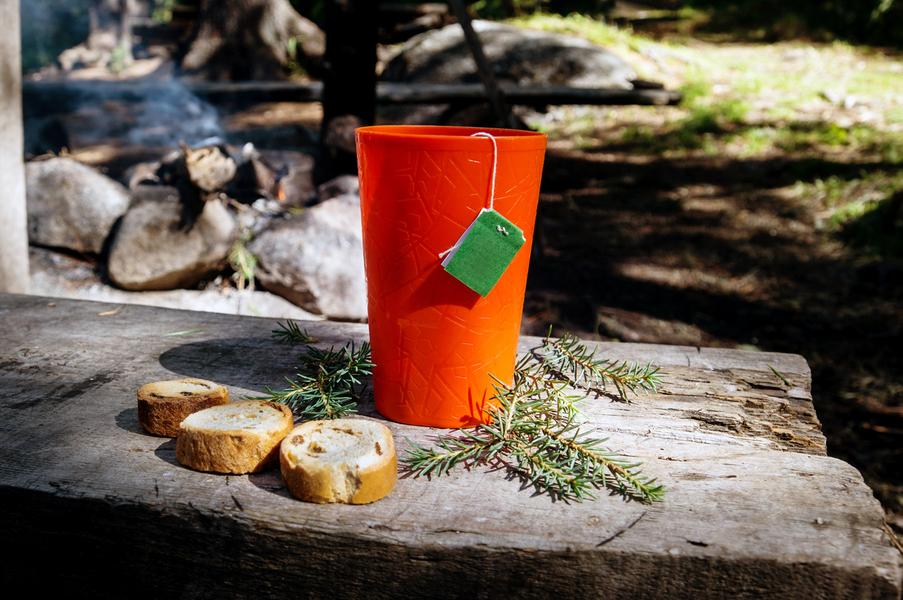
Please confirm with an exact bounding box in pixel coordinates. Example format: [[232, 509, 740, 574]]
[[0, 0, 29, 293]]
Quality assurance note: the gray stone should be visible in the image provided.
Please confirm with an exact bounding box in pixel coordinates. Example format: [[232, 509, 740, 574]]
[[122, 159, 162, 190], [25, 157, 131, 254], [250, 194, 366, 320], [382, 21, 637, 89], [317, 175, 360, 202], [258, 149, 315, 206], [107, 186, 236, 291], [29, 246, 319, 321], [28, 246, 99, 290]]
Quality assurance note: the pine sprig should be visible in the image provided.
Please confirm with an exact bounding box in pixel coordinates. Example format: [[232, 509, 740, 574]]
[[254, 340, 373, 420], [272, 320, 318, 344], [401, 333, 664, 503], [535, 331, 660, 401]]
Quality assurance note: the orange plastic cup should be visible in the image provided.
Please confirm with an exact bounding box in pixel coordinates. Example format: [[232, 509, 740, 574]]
[[355, 125, 547, 428]]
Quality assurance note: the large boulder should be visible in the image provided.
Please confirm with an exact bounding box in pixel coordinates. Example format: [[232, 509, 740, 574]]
[[381, 21, 636, 89], [250, 194, 366, 321], [107, 186, 236, 291], [26, 157, 131, 254]]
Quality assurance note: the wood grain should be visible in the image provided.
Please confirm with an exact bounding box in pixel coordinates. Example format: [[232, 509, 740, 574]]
[[0, 294, 899, 599]]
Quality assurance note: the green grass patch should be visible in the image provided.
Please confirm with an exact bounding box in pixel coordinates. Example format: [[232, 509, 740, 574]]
[[792, 170, 903, 257], [509, 13, 650, 52], [678, 76, 712, 108], [618, 117, 903, 159], [617, 99, 750, 152], [836, 193, 903, 257]]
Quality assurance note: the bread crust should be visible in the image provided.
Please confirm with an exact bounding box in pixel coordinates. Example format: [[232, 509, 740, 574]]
[[280, 419, 397, 504], [137, 378, 229, 437], [175, 401, 293, 474]]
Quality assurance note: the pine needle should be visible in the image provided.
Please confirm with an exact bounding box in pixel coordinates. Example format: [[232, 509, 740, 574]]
[[401, 333, 664, 503], [272, 320, 318, 344], [534, 331, 660, 401], [253, 334, 372, 420]]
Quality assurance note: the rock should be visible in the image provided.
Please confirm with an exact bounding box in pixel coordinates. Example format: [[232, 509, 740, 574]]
[[25, 157, 131, 254], [107, 186, 236, 291], [29, 246, 319, 321], [122, 160, 162, 190], [183, 145, 237, 193], [28, 245, 100, 290], [317, 175, 359, 202], [250, 194, 366, 320], [258, 149, 315, 206], [382, 21, 636, 89]]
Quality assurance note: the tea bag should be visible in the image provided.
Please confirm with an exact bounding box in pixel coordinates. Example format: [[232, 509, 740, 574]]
[[439, 132, 525, 297], [441, 208, 525, 297]]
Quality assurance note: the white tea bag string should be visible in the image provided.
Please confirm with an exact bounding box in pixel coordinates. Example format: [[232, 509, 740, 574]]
[[472, 131, 498, 211], [439, 131, 498, 259]]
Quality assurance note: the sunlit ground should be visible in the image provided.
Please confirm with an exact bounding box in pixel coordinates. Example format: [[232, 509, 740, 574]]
[[509, 14, 902, 528]]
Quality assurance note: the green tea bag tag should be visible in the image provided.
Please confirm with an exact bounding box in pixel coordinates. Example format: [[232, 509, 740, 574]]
[[441, 208, 525, 296], [439, 132, 525, 297]]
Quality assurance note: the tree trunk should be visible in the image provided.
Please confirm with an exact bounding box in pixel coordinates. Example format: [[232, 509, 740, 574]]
[[0, 0, 29, 293], [316, 0, 378, 183], [58, 0, 143, 71], [181, 0, 325, 81]]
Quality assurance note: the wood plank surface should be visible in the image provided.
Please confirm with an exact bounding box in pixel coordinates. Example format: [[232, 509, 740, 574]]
[[0, 294, 899, 599]]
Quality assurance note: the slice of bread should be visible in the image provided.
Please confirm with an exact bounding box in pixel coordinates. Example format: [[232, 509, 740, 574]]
[[280, 418, 397, 504], [176, 400, 293, 474], [137, 378, 229, 437]]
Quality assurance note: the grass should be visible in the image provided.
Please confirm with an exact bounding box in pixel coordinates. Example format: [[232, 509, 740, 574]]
[[789, 170, 903, 257], [512, 14, 901, 244], [510, 13, 651, 55], [512, 13, 903, 253], [510, 14, 903, 128], [228, 232, 258, 291]]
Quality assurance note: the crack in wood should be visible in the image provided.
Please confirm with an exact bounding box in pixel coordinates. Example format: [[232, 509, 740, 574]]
[[596, 511, 647, 548], [8, 371, 116, 410]]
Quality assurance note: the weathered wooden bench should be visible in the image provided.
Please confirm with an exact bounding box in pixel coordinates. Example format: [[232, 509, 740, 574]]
[[0, 294, 899, 598]]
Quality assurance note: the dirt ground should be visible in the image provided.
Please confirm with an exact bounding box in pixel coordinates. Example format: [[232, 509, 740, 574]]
[[508, 15, 902, 531], [525, 142, 902, 527]]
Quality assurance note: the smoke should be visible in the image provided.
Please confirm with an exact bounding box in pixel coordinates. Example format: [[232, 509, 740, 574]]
[[24, 79, 226, 154], [123, 81, 224, 147]]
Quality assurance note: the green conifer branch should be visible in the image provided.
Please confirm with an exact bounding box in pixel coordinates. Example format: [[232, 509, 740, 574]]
[[535, 331, 660, 401], [272, 320, 318, 344], [253, 339, 373, 420], [402, 335, 665, 503]]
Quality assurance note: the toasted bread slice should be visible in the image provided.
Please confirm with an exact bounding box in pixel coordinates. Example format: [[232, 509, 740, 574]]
[[137, 378, 229, 437], [176, 400, 293, 474], [280, 418, 397, 504]]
